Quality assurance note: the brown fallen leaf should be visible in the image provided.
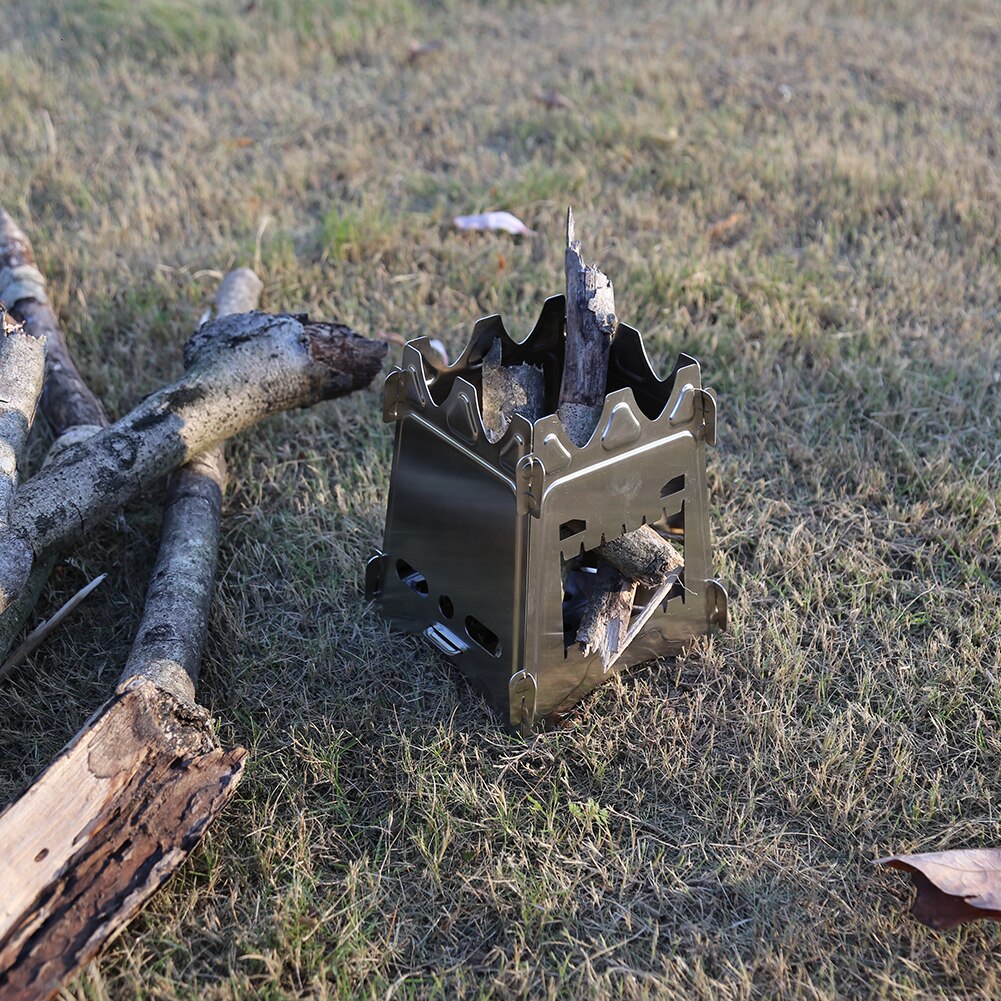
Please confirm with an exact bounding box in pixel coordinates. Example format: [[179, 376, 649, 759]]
[[876, 849, 1001, 929], [535, 90, 573, 110], [707, 211, 747, 246], [407, 39, 443, 64]]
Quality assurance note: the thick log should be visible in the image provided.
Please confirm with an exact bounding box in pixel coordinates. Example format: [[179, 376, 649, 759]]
[[0, 311, 386, 616], [0, 679, 245, 1001], [558, 206, 617, 448], [119, 267, 262, 701]]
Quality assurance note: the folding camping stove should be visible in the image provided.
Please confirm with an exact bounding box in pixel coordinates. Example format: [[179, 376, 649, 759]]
[[366, 295, 727, 732]]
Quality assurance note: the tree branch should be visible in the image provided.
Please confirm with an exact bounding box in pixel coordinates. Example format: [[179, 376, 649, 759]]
[[0, 311, 386, 616], [0, 208, 110, 660], [119, 267, 263, 702]]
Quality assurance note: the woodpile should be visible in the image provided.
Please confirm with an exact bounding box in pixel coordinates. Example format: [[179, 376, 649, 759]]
[[0, 208, 386, 1000]]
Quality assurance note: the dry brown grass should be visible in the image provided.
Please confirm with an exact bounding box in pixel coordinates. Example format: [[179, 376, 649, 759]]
[[1, 0, 1000, 997]]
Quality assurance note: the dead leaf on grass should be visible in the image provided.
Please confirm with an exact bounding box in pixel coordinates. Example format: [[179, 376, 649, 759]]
[[454, 211, 535, 236], [407, 40, 444, 64], [876, 849, 1001, 929], [535, 90, 574, 110], [707, 211, 747, 246]]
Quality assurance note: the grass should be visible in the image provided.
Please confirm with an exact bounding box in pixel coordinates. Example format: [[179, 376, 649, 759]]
[[1, 0, 1000, 996]]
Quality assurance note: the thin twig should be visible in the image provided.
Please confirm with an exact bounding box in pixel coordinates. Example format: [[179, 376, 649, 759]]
[[0, 573, 107, 679]]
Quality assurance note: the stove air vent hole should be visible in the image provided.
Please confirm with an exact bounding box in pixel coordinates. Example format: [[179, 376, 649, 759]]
[[396, 559, 429, 596]]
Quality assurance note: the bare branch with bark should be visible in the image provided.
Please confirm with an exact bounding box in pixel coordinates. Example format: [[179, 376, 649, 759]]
[[0, 208, 110, 660], [0, 310, 386, 618], [120, 266, 263, 702]]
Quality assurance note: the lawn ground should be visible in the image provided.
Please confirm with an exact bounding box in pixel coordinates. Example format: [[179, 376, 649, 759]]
[[1, 1, 1000, 997]]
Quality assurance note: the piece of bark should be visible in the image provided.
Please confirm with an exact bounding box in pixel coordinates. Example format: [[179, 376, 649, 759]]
[[558, 206, 617, 448], [119, 267, 262, 702], [0, 311, 386, 616], [0, 678, 245, 1001], [595, 526, 683, 588], [576, 563, 637, 666], [480, 338, 545, 443]]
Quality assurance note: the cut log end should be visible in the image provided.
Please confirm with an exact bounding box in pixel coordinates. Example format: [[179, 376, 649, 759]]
[[305, 320, 389, 394], [209, 268, 263, 321]]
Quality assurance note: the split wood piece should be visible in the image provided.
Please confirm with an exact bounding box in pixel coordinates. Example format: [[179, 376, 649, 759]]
[[602, 567, 683, 674], [558, 209, 686, 662], [0, 678, 246, 1001], [558, 206, 617, 448], [557, 207, 636, 659], [578, 531, 684, 671], [0, 311, 386, 617], [576, 563, 637, 667], [480, 338, 545, 443], [119, 267, 262, 702]]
